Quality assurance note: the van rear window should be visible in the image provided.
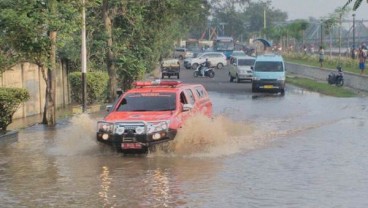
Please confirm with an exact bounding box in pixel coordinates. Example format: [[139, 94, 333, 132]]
[[238, 59, 255, 66], [254, 61, 283, 72]]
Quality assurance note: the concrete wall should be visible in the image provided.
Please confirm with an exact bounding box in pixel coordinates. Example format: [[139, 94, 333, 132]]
[[286, 62, 368, 93], [0, 62, 70, 119]]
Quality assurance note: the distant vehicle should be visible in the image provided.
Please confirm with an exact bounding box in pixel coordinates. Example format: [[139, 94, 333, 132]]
[[173, 47, 193, 60], [229, 50, 246, 63], [231, 50, 246, 57], [213, 36, 235, 59], [184, 52, 227, 70], [161, 59, 180, 79], [229, 55, 255, 83], [251, 53, 286, 95], [96, 80, 213, 154], [193, 61, 215, 78], [327, 66, 344, 86], [185, 39, 201, 52]]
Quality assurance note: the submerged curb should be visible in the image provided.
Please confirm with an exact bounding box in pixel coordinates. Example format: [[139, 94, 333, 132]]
[[0, 130, 19, 143]]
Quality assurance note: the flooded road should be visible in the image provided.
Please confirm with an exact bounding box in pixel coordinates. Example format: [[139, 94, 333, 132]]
[[1, 68, 368, 207]]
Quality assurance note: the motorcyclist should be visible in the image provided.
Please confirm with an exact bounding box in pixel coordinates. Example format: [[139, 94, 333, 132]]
[[199, 58, 210, 77]]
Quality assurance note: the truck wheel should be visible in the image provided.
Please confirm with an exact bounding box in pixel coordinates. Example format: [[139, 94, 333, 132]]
[[252, 84, 257, 93], [192, 63, 199, 70], [280, 89, 285, 96]]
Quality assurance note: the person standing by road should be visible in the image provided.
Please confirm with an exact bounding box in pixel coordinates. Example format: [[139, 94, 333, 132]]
[[358, 47, 366, 75], [318, 46, 324, 68]]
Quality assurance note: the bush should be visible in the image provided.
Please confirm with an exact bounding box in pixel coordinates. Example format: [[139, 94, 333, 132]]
[[68, 71, 109, 105], [0, 87, 30, 132]]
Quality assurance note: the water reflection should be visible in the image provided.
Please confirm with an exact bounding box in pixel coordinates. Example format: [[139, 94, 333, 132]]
[[99, 166, 115, 207]]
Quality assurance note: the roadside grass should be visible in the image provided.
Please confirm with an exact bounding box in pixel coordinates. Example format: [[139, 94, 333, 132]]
[[286, 76, 357, 97], [283, 52, 361, 75]]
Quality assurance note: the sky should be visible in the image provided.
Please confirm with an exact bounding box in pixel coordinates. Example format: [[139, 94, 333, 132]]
[[271, 0, 368, 20]]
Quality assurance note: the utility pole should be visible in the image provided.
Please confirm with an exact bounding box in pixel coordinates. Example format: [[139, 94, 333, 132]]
[[352, 13, 356, 59], [264, 9, 267, 39], [320, 19, 323, 49], [81, 0, 87, 112]]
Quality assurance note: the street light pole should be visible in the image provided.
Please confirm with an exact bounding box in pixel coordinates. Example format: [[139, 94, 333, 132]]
[[352, 13, 356, 59], [320, 19, 323, 49], [81, 0, 87, 112]]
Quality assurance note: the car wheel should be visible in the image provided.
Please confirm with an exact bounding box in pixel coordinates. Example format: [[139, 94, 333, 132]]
[[229, 73, 234, 82], [217, 63, 224, 69], [235, 75, 240, 83], [192, 63, 199, 70]]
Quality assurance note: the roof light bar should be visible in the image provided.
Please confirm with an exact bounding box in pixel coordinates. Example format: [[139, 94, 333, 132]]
[[133, 80, 182, 87]]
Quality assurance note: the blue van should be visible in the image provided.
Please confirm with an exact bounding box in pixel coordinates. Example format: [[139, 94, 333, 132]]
[[251, 54, 286, 95]]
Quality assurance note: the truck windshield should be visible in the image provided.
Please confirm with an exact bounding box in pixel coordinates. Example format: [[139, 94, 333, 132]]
[[254, 61, 283, 72], [117, 92, 176, 111]]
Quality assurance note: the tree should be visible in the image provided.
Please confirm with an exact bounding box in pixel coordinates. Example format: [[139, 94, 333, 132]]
[[343, 0, 366, 10], [0, 0, 79, 126]]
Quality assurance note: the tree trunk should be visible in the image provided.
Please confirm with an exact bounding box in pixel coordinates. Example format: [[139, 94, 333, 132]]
[[42, 0, 57, 126], [41, 31, 57, 126], [103, 0, 117, 103]]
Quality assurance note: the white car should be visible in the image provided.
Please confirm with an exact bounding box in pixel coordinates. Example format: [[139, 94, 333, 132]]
[[186, 52, 227, 69], [173, 47, 193, 60], [228, 55, 255, 83]]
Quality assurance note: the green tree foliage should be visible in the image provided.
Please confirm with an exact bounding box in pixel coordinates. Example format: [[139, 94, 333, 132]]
[[210, 0, 287, 41], [82, 0, 209, 98], [0, 88, 30, 132], [0, 0, 80, 126], [69, 71, 109, 105], [343, 0, 367, 10]]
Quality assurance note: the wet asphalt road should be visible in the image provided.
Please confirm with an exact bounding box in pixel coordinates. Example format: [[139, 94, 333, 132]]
[[1, 62, 368, 208]]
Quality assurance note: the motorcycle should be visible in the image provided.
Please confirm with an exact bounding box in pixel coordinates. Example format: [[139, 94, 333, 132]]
[[327, 66, 344, 87], [193, 62, 215, 78]]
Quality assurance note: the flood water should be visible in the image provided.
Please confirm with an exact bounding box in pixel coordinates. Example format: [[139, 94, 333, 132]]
[[1, 85, 368, 208]]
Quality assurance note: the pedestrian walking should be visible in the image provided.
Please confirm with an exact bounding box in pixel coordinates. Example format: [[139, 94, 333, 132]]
[[318, 46, 324, 67]]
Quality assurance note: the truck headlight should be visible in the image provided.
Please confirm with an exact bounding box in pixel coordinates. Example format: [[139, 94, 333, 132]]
[[147, 121, 170, 134], [97, 121, 114, 133], [135, 126, 145, 135]]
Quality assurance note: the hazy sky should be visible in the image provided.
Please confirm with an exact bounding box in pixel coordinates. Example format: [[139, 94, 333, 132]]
[[271, 0, 368, 20]]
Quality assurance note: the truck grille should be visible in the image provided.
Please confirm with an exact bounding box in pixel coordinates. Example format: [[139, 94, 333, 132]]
[[115, 122, 145, 134]]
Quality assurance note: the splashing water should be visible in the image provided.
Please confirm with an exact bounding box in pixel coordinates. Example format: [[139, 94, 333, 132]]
[[47, 113, 282, 157], [48, 113, 100, 156], [152, 114, 259, 157]]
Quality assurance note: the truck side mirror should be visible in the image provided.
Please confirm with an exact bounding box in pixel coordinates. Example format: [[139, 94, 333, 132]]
[[116, 88, 123, 97]]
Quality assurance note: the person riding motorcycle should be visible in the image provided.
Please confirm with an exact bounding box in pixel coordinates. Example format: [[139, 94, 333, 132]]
[[199, 58, 210, 77]]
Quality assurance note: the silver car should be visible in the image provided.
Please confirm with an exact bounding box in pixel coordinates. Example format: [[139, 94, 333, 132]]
[[228, 56, 255, 83]]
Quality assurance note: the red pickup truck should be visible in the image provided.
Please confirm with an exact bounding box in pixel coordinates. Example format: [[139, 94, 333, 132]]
[[96, 80, 212, 154]]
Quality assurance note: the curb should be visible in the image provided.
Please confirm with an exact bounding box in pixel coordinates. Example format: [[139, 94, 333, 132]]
[[0, 130, 19, 143]]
